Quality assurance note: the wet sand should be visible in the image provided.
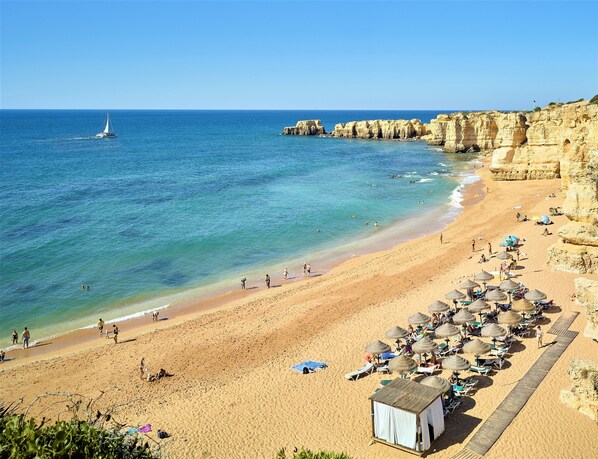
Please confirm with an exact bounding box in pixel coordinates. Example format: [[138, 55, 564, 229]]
[[1, 159, 596, 459]]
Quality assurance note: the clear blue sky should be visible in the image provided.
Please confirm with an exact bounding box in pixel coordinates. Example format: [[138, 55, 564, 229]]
[[1, 1, 597, 110]]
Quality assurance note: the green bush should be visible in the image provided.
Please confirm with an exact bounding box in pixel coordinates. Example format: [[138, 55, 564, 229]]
[[277, 447, 353, 459], [565, 98, 584, 104], [533, 106, 541, 112], [589, 94, 598, 104], [0, 414, 158, 458]]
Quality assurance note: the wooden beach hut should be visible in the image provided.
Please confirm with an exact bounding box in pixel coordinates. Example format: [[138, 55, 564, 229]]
[[368, 378, 445, 455]]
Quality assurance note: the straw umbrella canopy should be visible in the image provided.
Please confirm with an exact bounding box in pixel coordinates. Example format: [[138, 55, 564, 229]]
[[445, 289, 466, 310], [496, 251, 513, 260], [388, 354, 417, 376], [462, 338, 492, 366], [460, 280, 480, 300], [420, 376, 451, 394], [498, 310, 523, 326], [408, 312, 431, 326], [442, 354, 471, 371], [385, 326, 409, 349], [453, 309, 476, 325], [468, 298, 491, 323], [499, 279, 520, 291], [435, 323, 461, 342], [365, 340, 391, 364], [428, 300, 450, 314], [412, 336, 437, 354], [485, 289, 507, 310], [474, 271, 494, 282], [481, 323, 507, 338], [462, 338, 491, 356], [525, 289, 547, 302], [512, 298, 535, 313]]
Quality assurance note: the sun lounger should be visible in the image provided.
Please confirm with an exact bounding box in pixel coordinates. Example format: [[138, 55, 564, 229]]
[[376, 365, 391, 374], [345, 362, 374, 381], [417, 364, 439, 375], [479, 357, 505, 370], [469, 365, 492, 375], [452, 384, 473, 396], [444, 398, 461, 415], [489, 348, 508, 358]]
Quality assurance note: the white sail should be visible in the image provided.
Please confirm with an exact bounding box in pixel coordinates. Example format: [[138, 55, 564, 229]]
[[103, 113, 111, 134]]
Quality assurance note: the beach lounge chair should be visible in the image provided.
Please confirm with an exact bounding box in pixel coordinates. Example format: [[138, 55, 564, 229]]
[[444, 398, 461, 415], [469, 365, 492, 375], [376, 364, 391, 374], [452, 384, 473, 396], [344, 362, 374, 381], [417, 364, 439, 375]]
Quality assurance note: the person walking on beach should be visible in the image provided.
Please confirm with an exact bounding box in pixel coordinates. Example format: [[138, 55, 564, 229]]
[[488, 242, 492, 256], [302, 263, 307, 276], [265, 274, 271, 289], [97, 318, 104, 336], [440, 233, 443, 244], [140, 357, 147, 379], [152, 311, 159, 322], [471, 239, 476, 252], [112, 325, 119, 344], [12, 330, 18, 345], [536, 326, 543, 348], [22, 327, 30, 349], [283, 268, 288, 280], [306, 264, 311, 277], [240, 277, 246, 290]]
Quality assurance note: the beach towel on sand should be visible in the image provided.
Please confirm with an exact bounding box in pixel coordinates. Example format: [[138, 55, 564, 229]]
[[291, 360, 328, 373]]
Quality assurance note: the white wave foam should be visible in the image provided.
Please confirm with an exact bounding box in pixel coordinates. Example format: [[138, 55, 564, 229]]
[[80, 304, 170, 329], [418, 178, 433, 183], [429, 172, 439, 176], [437, 162, 448, 167], [449, 174, 480, 208]]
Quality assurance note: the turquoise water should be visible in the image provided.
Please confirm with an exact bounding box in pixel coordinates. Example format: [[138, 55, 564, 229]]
[[0, 110, 474, 342]]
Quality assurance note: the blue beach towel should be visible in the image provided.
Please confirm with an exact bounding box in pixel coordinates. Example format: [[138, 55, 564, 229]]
[[291, 360, 328, 373], [379, 352, 396, 360]]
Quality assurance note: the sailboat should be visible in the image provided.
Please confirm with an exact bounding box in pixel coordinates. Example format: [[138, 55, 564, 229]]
[[96, 113, 117, 138]]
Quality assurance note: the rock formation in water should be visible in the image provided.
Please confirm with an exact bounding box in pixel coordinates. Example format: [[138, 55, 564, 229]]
[[331, 119, 427, 140], [282, 120, 326, 136], [560, 278, 598, 422]]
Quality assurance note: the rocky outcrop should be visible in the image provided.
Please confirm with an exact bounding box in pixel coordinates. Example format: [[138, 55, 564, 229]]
[[560, 278, 598, 422], [331, 119, 427, 140], [282, 120, 326, 136]]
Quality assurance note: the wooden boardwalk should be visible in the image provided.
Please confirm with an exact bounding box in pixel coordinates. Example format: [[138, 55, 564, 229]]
[[451, 312, 579, 458]]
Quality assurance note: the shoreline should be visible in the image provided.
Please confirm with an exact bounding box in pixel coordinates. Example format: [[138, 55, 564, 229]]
[[3, 159, 484, 366]]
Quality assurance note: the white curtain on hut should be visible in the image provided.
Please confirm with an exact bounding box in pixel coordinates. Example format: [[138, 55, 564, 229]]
[[419, 409, 431, 451], [427, 397, 445, 439], [373, 401, 417, 449]]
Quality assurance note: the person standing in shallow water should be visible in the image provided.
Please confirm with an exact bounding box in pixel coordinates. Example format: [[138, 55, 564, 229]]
[[97, 318, 104, 336], [265, 274, 271, 289], [240, 277, 246, 290], [12, 330, 18, 345], [306, 264, 311, 276], [22, 327, 30, 349], [283, 268, 288, 280]]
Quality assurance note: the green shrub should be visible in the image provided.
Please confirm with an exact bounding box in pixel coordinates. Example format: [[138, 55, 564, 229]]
[[533, 106, 541, 112], [0, 414, 158, 458], [565, 98, 584, 104], [277, 447, 353, 459], [548, 102, 557, 106], [589, 94, 598, 104]]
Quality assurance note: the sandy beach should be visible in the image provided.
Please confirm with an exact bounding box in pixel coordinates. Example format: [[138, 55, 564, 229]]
[[1, 159, 597, 458]]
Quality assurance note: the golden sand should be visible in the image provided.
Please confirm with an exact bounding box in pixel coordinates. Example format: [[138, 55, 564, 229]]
[[1, 160, 597, 458]]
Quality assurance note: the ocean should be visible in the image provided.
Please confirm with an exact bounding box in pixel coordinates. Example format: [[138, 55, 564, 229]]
[[0, 110, 478, 342]]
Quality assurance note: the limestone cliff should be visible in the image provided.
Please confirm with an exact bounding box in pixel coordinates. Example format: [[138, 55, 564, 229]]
[[282, 120, 326, 136], [331, 119, 426, 140], [560, 278, 598, 422]]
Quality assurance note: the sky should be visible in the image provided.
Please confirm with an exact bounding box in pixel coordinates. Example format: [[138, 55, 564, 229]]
[[1, 0, 597, 110]]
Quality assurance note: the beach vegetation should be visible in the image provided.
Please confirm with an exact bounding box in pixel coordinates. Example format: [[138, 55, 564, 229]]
[[0, 396, 159, 459], [276, 447, 353, 459], [565, 98, 585, 104], [533, 106, 542, 112], [589, 94, 598, 104]]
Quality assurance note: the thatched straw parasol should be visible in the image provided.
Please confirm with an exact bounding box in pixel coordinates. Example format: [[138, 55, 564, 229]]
[[462, 338, 491, 356], [408, 312, 431, 325], [453, 309, 476, 325], [485, 289, 507, 303], [445, 289, 466, 300], [460, 279, 480, 290], [525, 289, 547, 302], [467, 299, 490, 312], [385, 326, 409, 340], [428, 300, 450, 314], [441, 354, 471, 371], [412, 336, 437, 354], [496, 251, 513, 260], [474, 271, 494, 282], [365, 340, 391, 355], [389, 354, 417, 374], [420, 376, 451, 394], [435, 323, 461, 340], [481, 323, 507, 342], [512, 298, 535, 313], [499, 279, 520, 291], [498, 310, 523, 325]]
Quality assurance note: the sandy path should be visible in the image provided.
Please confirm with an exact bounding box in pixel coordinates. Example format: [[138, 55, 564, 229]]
[[1, 162, 596, 459]]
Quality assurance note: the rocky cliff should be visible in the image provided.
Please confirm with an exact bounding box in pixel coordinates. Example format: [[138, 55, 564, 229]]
[[560, 278, 598, 422], [330, 119, 427, 140], [282, 120, 326, 136]]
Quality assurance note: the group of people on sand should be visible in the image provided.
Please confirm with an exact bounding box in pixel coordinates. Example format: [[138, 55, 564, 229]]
[[97, 318, 119, 344], [240, 264, 313, 290], [139, 357, 173, 382]]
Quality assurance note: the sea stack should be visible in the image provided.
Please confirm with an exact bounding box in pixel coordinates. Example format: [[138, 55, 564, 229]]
[[282, 120, 326, 135]]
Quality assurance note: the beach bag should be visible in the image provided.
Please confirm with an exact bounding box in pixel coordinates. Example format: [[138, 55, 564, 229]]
[[302, 367, 310, 374]]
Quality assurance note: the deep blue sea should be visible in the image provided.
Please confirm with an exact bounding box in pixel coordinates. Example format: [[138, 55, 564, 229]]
[[0, 110, 477, 343]]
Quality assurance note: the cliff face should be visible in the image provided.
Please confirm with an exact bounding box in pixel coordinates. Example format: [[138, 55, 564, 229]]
[[560, 278, 598, 422], [330, 119, 426, 140], [282, 120, 326, 136]]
